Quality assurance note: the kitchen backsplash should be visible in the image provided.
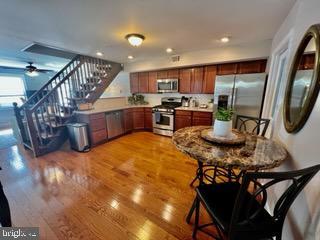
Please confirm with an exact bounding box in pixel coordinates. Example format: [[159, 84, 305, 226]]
[[142, 93, 213, 106]]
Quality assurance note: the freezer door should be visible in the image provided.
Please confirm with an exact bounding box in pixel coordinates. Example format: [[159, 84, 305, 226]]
[[214, 75, 236, 110], [233, 73, 267, 128]]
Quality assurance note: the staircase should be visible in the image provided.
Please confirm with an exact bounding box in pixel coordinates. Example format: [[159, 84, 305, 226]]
[[13, 55, 122, 157]]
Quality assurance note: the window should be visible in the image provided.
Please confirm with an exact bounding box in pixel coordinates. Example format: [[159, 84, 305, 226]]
[[0, 74, 26, 108]]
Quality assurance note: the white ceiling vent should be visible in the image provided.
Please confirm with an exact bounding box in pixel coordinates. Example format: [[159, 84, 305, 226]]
[[171, 55, 180, 62]]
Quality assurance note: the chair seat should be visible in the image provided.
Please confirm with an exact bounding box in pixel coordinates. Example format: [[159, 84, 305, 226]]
[[196, 182, 273, 234]]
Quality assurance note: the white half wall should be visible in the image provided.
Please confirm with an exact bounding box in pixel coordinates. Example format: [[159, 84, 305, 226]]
[[264, 0, 320, 239], [125, 40, 272, 72]]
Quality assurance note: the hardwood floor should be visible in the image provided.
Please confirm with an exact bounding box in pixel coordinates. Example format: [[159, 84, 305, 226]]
[[0, 132, 214, 240]]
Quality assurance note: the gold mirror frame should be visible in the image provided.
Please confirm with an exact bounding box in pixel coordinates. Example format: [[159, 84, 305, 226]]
[[284, 24, 320, 133]]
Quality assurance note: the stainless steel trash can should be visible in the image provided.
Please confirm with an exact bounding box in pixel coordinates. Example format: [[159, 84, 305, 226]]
[[67, 123, 90, 152]]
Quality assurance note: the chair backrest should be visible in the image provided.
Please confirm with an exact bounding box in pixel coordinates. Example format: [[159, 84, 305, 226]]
[[235, 114, 270, 136], [229, 164, 320, 239]]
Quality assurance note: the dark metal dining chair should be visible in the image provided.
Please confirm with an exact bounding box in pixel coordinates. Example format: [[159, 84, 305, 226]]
[[0, 181, 11, 227], [235, 115, 270, 137], [192, 164, 320, 240]]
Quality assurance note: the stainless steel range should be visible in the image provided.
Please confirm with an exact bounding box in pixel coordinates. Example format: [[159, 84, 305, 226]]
[[152, 97, 182, 136]]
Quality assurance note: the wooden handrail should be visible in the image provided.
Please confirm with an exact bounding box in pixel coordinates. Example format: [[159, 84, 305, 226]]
[[19, 54, 81, 109]]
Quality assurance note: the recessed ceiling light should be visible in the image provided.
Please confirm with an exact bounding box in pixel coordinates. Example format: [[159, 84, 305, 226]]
[[128, 55, 134, 59], [125, 33, 145, 47], [166, 48, 173, 53], [96, 51, 103, 56], [221, 37, 230, 43]]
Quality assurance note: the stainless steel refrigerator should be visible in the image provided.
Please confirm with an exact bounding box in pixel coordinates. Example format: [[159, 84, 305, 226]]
[[213, 73, 267, 125]]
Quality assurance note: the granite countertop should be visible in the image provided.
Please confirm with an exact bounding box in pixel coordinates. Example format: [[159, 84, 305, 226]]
[[172, 126, 288, 171], [175, 106, 214, 113], [75, 105, 214, 115], [74, 104, 153, 115]]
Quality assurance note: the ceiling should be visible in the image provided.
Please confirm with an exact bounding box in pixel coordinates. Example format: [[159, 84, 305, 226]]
[[0, 0, 295, 67]]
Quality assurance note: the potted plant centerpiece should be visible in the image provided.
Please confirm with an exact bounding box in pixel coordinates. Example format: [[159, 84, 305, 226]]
[[213, 108, 234, 137]]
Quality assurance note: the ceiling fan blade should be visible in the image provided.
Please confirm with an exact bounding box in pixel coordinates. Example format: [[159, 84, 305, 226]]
[[37, 69, 56, 73]]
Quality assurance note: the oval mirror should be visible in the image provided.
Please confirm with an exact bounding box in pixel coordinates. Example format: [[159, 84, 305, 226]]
[[284, 24, 320, 133]]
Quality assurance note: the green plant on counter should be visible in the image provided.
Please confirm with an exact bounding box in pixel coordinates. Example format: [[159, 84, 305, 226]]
[[128, 94, 149, 105], [215, 107, 234, 121]]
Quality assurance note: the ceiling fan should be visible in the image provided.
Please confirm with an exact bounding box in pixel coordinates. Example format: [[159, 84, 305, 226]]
[[25, 62, 53, 77], [0, 61, 55, 77]]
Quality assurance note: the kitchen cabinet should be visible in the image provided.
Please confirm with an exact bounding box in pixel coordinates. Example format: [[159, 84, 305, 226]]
[[202, 65, 216, 94], [106, 111, 124, 139], [138, 72, 149, 93], [192, 111, 213, 126], [175, 110, 192, 131], [76, 112, 107, 146], [148, 71, 158, 93], [144, 108, 153, 130], [123, 108, 133, 133], [132, 108, 145, 130], [191, 67, 204, 93], [130, 73, 139, 93], [238, 60, 267, 74], [167, 69, 179, 78], [217, 63, 238, 75], [179, 68, 192, 93], [299, 53, 315, 70], [157, 70, 168, 79]]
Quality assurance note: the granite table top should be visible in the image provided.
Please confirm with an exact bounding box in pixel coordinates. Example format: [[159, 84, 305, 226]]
[[172, 126, 288, 171]]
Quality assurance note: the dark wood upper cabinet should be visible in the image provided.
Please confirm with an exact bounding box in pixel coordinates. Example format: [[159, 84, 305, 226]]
[[157, 70, 168, 79], [148, 71, 157, 93], [238, 60, 267, 74], [217, 63, 238, 75], [138, 72, 149, 93], [167, 69, 179, 78], [191, 67, 204, 93], [202, 65, 216, 94], [130, 73, 139, 93], [299, 53, 315, 70], [179, 68, 192, 93]]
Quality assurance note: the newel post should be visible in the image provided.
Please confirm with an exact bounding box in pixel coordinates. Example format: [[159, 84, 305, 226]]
[[13, 102, 27, 143]]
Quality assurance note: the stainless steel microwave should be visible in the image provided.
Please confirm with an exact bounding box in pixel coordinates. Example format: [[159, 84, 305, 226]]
[[157, 79, 179, 93]]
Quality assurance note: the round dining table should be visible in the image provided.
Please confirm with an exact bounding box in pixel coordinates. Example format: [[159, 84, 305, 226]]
[[172, 126, 288, 223]]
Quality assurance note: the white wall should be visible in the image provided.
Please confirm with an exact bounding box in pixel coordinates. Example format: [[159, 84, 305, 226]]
[[125, 40, 271, 72], [264, 0, 320, 239], [100, 71, 131, 98]]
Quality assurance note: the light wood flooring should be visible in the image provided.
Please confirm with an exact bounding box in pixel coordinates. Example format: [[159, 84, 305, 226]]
[[0, 132, 214, 240]]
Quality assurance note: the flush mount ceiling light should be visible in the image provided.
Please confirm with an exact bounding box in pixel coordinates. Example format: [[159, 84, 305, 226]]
[[125, 33, 145, 47], [221, 37, 230, 43], [166, 48, 173, 53], [96, 51, 103, 56], [128, 55, 134, 59]]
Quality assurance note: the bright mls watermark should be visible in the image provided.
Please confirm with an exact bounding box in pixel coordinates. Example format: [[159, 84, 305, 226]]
[[0, 228, 39, 240]]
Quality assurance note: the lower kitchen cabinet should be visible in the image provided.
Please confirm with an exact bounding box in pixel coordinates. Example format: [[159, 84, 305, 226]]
[[123, 109, 133, 133], [132, 108, 145, 130], [144, 108, 153, 130], [175, 110, 213, 130], [175, 110, 192, 131], [106, 111, 124, 139], [76, 112, 107, 146], [192, 111, 213, 126]]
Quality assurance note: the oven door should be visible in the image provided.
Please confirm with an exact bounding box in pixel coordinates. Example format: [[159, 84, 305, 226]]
[[152, 112, 174, 130]]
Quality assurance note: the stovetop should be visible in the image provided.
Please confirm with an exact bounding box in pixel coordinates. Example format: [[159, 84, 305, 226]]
[[152, 97, 182, 113]]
